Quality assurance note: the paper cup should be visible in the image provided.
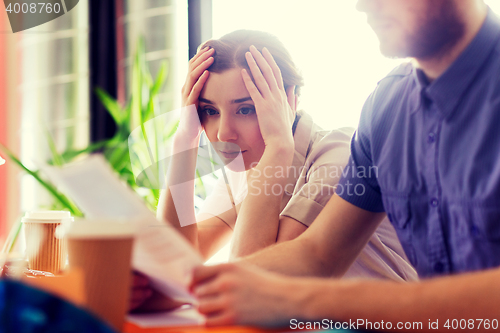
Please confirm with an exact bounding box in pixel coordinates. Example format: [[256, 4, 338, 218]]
[[64, 219, 135, 331], [23, 211, 73, 274]]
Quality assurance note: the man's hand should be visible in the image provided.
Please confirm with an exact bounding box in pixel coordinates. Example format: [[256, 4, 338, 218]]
[[191, 263, 301, 327]]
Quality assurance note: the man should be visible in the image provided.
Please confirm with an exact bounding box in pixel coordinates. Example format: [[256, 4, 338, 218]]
[[190, 0, 500, 330]]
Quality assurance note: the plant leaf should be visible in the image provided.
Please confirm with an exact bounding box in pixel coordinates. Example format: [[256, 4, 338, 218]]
[[95, 87, 124, 125], [151, 61, 168, 97], [60, 140, 109, 161], [46, 131, 65, 166], [0, 143, 83, 217]]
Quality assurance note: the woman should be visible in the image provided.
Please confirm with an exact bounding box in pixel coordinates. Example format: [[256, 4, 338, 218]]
[[131, 30, 417, 311]]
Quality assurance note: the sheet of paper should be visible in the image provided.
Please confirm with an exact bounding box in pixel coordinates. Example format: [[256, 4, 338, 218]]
[[127, 305, 204, 328], [40, 154, 203, 303]]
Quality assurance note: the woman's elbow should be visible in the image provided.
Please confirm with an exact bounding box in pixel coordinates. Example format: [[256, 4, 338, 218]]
[[276, 217, 308, 243]]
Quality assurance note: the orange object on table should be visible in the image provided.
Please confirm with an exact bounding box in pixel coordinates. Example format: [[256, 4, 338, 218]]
[[21, 268, 85, 306]]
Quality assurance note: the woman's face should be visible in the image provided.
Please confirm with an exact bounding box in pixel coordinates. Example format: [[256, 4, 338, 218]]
[[199, 68, 265, 172]]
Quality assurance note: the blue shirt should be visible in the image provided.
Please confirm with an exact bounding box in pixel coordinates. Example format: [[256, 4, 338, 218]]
[[337, 9, 500, 278]]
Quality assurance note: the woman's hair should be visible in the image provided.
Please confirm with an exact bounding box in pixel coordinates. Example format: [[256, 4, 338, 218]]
[[200, 30, 304, 95]]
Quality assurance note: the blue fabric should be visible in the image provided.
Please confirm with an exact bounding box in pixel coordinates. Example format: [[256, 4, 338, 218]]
[[337, 9, 500, 278], [0, 279, 116, 333]]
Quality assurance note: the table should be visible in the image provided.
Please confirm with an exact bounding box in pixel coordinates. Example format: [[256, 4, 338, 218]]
[[124, 322, 285, 333], [124, 306, 288, 333]]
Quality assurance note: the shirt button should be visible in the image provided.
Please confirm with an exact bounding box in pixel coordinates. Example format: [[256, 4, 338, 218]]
[[428, 132, 436, 143], [434, 262, 444, 273], [430, 198, 439, 207]]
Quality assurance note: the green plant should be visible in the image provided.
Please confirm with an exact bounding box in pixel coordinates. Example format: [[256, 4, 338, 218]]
[[0, 38, 171, 225], [0, 143, 83, 217], [0, 38, 174, 255], [92, 37, 172, 211], [1, 37, 220, 253]]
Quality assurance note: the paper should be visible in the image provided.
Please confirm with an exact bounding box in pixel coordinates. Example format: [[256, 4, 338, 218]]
[[41, 154, 203, 303], [127, 305, 204, 328]]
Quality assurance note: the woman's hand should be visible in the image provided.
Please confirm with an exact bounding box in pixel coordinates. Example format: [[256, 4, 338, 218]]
[[129, 271, 187, 313], [241, 45, 296, 152], [177, 47, 214, 140], [129, 271, 153, 312], [229, 46, 297, 258]]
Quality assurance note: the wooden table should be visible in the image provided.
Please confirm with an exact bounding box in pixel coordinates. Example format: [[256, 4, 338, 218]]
[[124, 322, 286, 333]]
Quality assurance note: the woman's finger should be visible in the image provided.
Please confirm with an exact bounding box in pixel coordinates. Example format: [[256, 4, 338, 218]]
[[188, 46, 207, 65], [183, 57, 214, 101], [245, 51, 272, 98], [131, 271, 150, 287], [189, 47, 214, 71], [184, 48, 214, 94], [286, 85, 296, 111], [241, 68, 263, 104], [189, 56, 214, 85], [129, 286, 153, 311], [248, 45, 279, 92], [131, 287, 153, 302], [187, 70, 210, 104], [262, 47, 284, 90]]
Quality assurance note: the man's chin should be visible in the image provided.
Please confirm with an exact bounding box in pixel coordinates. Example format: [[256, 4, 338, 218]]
[[378, 42, 409, 59]]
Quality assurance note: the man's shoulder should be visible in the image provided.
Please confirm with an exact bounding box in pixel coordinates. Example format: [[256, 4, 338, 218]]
[[377, 61, 414, 85], [357, 62, 415, 134], [368, 62, 414, 108]]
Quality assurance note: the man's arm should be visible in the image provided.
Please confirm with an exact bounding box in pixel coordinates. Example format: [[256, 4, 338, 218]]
[[192, 261, 500, 331], [299, 268, 500, 332], [241, 194, 386, 278]]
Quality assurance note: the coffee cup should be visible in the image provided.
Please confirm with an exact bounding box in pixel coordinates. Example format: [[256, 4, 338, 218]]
[[22, 211, 73, 274], [64, 219, 135, 331]]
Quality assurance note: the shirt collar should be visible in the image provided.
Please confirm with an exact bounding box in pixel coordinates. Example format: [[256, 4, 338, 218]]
[[285, 111, 320, 188], [293, 111, 316, 160], [423, 9, 500, 118], [408, 66, 431, 114]]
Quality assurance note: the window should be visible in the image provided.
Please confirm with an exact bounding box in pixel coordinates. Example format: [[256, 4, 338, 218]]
[[205, 0, 500, 264], [18, 3, 89, 211], [212, 0, 500, 129], [120, 0, 188, 113]]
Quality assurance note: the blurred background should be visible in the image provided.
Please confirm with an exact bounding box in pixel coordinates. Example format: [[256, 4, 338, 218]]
[[1, 0, 500, 250]]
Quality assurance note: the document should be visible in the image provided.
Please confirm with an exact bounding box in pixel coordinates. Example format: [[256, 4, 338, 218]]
[[41, 154, 203, 304], [128, 305, 204, 327]]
